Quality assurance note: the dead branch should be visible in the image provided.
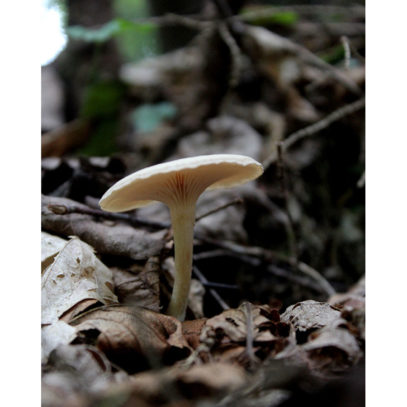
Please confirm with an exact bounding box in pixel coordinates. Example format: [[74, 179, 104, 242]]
[[193, 266, 229, 310], [218, 22, 243, 88], [277, 143, 298, 262], [263, 97, 365, 170], [195, 198, 243, 222]]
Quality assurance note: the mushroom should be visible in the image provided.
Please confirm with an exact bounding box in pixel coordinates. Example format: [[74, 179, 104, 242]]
[[99, 154, 263, 320]]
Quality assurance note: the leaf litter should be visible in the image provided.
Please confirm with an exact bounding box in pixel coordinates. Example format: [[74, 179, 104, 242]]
[[41, 3, 365, 405]]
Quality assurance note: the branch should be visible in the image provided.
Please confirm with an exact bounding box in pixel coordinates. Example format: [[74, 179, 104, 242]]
[[263, 97, 365, 170]]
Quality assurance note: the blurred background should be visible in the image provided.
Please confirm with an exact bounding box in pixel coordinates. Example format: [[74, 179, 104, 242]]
[[41, 0, 365, 312]]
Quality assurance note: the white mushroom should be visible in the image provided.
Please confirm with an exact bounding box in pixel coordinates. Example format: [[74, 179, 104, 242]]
[[99, 154, 263, 320]]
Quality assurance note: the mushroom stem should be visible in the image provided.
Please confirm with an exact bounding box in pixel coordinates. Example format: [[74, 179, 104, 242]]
[[167, 202, 196, 320]]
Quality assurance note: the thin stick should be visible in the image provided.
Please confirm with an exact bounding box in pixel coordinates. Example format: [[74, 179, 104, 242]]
[[263, 97, 365, 170], [193, 266, 229, 310], [297, 261, 336, 297], [243, 302, 255, 362], [218, 22, 243, 88], [202, 281, 239, 290], [195, 198, 243, 222], [47, 203, 169, 229], [341, 36, 351, 69], [277, 143, 298, 263], [49, 198, 243, 228]]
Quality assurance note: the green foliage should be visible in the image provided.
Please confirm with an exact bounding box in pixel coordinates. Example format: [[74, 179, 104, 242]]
[[78, 81, 125, 156], [81, 81, 125, 120], [240, 8, 299, 26], [114, 0, 160, 62], [67, 18, 156, 44], [131, 102, 177, 133]]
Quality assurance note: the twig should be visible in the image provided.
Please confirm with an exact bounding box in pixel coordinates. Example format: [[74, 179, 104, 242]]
[[49, 198, 243, 228], [195, 237, 335, 296], [341, 36, 351, 69], [202, 281, 239, 290], [297, 262, 336, 297], [195, 198, 243, 222], [237, 5, 365, 21], [193, 266, 229, 310], [218, 22, 243, 88], [145, 13, 211, 31], [47, 203, 169, 230], [48, 202, 334, 296], [263, 97, 365, 170], [267, 264, 323, 293], [277, 143, 298, 263], [243, 302, 255, 363]]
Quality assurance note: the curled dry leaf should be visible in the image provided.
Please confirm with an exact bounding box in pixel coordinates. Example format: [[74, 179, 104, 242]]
[[42, 195, 167, 260], [112, 257, 161, 312], [41, 236, 118, 325], [329, 276, 365, 341], [281, 300, 343, 340], [302, 322, 362, 373], [277, 300, 362, 375], [70, 305, 191, 374]]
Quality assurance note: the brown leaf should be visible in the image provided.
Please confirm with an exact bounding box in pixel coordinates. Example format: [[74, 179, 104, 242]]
[[70, 305, 191, 373], [204, 303, 279, 343], [199, 302, 291, 364], [112, 257, 160, 312], [182, 318, 207, 349], [42, 195, 167, 260]]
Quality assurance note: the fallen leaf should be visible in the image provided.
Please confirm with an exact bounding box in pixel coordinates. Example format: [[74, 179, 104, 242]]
[[182, 318, 207, 349], [41, 232, 68, 272], [199, 302, 291, 364], [42, 236, 118, 324], [112, 257, 161, 312], [302, 323, 362, 373], [70, 305, 191, 373], [42, 321, 76, 363], [281, 300, 343, 342]]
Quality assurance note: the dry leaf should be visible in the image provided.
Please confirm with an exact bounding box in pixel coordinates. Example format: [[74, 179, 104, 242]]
[[302, 323, 362, 373], [204, 303, 279, 343], [41, 232, 67, 272], [42, 321, 76, 363], [70, 305, 191, 373], [42, 237, 118, 324], [199, 302, 291, 364], [281, 300, 343, 340], [112, 257, 160, 312]]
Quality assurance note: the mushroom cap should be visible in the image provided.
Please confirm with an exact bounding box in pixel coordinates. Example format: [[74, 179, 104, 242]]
[[99, 154, 263, 212]]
